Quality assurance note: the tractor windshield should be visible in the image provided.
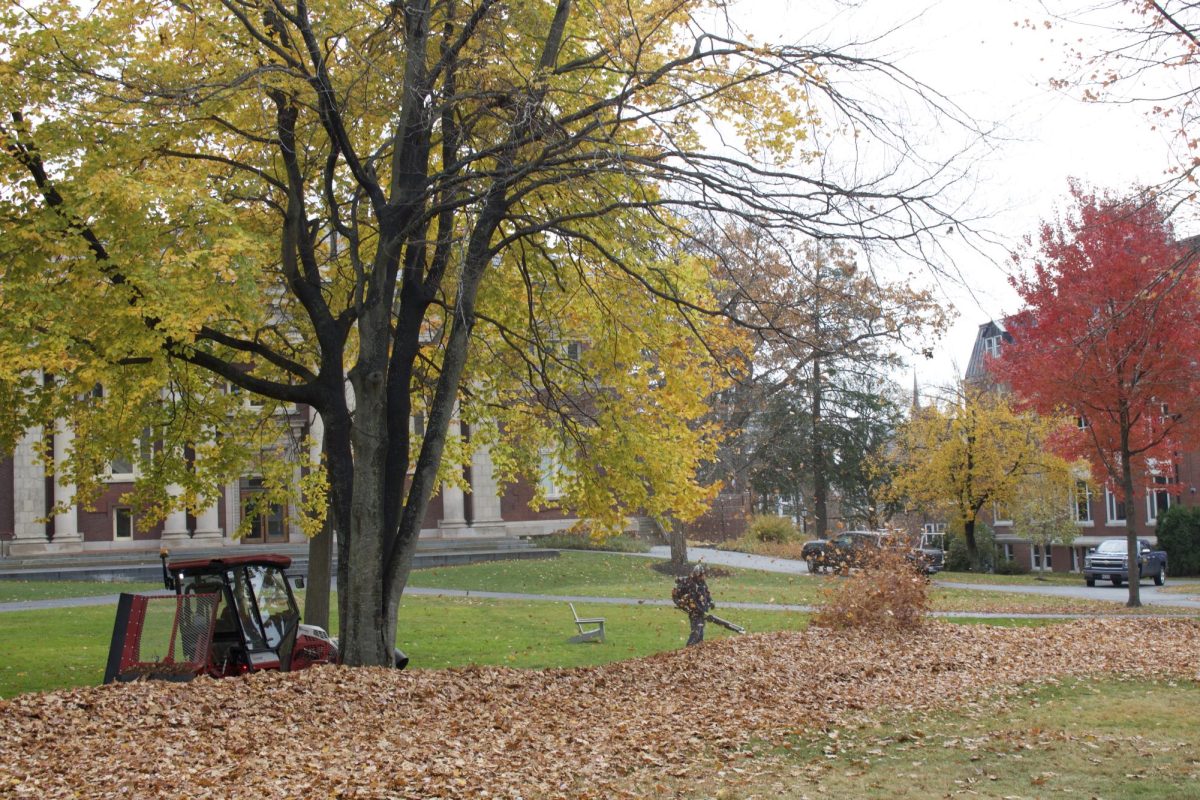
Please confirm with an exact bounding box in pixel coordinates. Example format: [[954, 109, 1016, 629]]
[[249, 565, 295, 650], [228, 564, 297, 652]]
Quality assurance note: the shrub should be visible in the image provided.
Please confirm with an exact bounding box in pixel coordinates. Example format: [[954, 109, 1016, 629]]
[[1156, 506, 1200, 577], [811, 544, 930, 631], [993, 558, 1029, 575], [943, 520, 995, 572], [746, 515, 797, 544]]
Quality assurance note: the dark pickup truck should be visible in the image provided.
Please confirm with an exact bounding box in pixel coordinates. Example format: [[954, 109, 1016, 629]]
[[1083, 538, 1167, 587], [802, 530, 944, 575]]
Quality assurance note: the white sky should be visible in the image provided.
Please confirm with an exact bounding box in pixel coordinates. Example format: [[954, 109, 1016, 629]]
[[737, 0, 1185, 392]]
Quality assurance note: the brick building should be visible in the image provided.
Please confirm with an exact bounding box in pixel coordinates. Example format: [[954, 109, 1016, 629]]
[[0, 405, 578, 558], [964, 319, 1194, 573]]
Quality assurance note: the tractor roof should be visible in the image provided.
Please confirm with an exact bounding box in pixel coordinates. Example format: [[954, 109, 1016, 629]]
[[168, 553, 293, 574]]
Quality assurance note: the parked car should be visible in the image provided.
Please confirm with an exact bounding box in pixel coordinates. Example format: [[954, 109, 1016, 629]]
[[802, 530, 943, 575], [1082, 538, 1167, 587]]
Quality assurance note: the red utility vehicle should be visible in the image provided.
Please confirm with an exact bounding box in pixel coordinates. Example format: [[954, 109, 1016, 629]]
[[104, 552, 341, 684]]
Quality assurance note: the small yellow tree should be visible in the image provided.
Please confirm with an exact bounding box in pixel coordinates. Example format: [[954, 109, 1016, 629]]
[[889, 383, 1070, 569], [1010, 458, 1088, 574]]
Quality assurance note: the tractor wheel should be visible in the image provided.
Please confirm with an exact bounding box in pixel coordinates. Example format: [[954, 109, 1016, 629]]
[[1154, 567, 1165, 587]]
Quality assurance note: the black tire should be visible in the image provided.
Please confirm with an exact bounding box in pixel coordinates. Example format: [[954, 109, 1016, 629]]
[[1085, 577, 1096, 587], [1154, 566, 1165, 587], [1111, 576, 1123, 587], [806, 558, 820, 575]]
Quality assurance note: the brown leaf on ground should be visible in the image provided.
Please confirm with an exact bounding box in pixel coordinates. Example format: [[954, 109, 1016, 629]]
[[1, 619, 1198, 799]]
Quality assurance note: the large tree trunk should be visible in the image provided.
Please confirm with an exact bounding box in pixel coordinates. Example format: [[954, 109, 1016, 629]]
[[340, 290, 396, 666], [963, 516, 979, 570]]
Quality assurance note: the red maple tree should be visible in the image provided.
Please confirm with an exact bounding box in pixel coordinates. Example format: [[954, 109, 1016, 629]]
[[995, 183, 1200, 606]]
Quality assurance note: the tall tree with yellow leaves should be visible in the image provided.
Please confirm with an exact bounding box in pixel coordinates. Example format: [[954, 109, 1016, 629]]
[[0, 0, 977, 665]]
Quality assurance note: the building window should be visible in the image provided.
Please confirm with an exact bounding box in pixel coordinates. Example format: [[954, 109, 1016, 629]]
[[113, 507, 134, 540], [1001, 543, 1015, 562], [240, 477, 287, 543], [992, 502, 1012, 527], [539, 451, 566, 500], [565, 341, 582, 361], [982, 334, 1002, 359], [1146, 475, 1172, 524], [1072, 480, 1092, 524], [1033, 543, 1052, 570], [107, 428, 154, 482], [228, 382, 263, 409], [923, 522, 946, 534], [1075, 415, 1088, 430], [1106, 488, 1126, 526]]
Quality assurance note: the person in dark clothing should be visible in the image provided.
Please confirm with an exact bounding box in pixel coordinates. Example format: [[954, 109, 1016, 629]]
[[672, 563, 715, 646]]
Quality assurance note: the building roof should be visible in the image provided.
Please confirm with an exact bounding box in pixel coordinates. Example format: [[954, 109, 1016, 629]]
[[963, 318, 1012, 383]]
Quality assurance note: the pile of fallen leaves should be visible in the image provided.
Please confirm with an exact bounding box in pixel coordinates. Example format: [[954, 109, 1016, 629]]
[[2, 619, 1198, 799]]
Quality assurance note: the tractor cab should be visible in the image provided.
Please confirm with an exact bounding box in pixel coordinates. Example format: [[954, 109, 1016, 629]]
[[163, 553, 333, 676], [104, 552, 338, 685]]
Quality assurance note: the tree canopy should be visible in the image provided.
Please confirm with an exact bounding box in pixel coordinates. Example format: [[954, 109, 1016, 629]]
[[0, 0, 975, 663], [888, 382, 1069, 568]]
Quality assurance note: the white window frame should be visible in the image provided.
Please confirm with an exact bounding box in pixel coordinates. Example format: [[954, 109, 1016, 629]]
[[982, 334, 1002, 358], [113, 506, 134, 540], [1146, 475, 1172, 524], [1001, 542, 1015, 562], [106, 428, 154, 483], [992, 502, 1012, 527], [1071, 480, 1093, 525], [539, 451, 566, 501], [227, 381, 264, 409], [1105, 488, 1127, 526], [1033, 543, 1052, 570]]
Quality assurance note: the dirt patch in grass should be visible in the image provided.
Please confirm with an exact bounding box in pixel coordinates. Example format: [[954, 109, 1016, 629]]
[[3, 618, 1198, 799]]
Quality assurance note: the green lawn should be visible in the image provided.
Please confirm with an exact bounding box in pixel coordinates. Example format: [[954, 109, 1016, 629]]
[[937, 569, 1083, 586], [409, 551, 818, 604], [0, 579, 160, 603], [411, 552, 1168, 615], [3, 552, 1194, 698], [0, 595, 803, 698], [657, 678, 1200, 799]]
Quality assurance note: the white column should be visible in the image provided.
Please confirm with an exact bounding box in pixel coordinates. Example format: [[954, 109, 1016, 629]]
[[51, 425, 83, 549], [223, 478, 240, 541], [469, 444, 506, 536], [192, 493, 224, 543], [10, 424, 50, 556], [438, 418, 468, 535], [160, 484, 192, 548]]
